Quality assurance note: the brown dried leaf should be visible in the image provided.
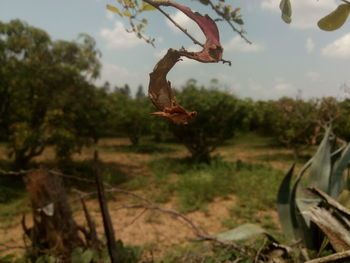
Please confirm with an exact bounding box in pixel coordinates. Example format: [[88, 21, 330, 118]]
[[151, 105, 197, 125], [168, 1, 223, 62], [148, 1, 223, 125]]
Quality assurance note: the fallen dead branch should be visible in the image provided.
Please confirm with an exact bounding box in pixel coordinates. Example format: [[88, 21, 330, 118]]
[[305, 250, 350, 263]]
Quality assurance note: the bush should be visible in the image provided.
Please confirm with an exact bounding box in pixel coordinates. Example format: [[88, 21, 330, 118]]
[[171, 79, 249, 162]]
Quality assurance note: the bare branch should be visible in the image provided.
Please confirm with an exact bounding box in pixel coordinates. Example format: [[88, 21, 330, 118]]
[[0, 169, 32, 176], [73, 187, 248, 255], [142, 0, 204, 47], [305, 250, 350, 263], [207, 0, 252, 44]]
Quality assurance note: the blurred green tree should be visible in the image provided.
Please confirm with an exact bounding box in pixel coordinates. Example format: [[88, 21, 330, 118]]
[[0, 20, 106, 167], [169, 79, 248, 162]]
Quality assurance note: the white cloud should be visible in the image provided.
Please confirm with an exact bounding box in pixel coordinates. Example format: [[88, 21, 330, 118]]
[[306, 71, 321, 82], [97, 62, 147, 91], [322, 33, 350, 59], [261, 0, 337, 29], [305, 37, 315, 53], [273, 77, 296, 92], [166, 11, 205, 42], [100, 21, 142, 49], [154, 48, 167, 59], [225, 36, 264, 53], [105, 10, 115, 21]]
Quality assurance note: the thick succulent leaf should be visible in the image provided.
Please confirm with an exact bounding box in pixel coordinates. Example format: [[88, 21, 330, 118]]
[[318, 4, 350, 31], [277, 163, 295, 240], [289, 158, 317, 248], [330, 143, 350, 198], [216, 223, 266, 241], [279, 0, 292, 24], [307, 127, 331, 193]]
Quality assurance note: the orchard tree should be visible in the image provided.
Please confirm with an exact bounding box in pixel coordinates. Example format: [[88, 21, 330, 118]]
[[261, 97, 319, 159], [109, 88, 152, 145], [170, 79, 248, 162], [0, 20, 104, 167]]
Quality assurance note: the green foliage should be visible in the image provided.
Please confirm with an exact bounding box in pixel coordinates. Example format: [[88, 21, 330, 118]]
[[255, 97, 318, 159], [276, 127, 350, 251], [278, 0, 350, 31], [279, 0, 292, 23], [176, 158, 234, 211], [109, 86, 152, 146], [171, 79, 249, 162], [0, 20, 106, 167], [148, 155, 282, 214], [106, 0, 245, 46], [318, 3, 350, 31]]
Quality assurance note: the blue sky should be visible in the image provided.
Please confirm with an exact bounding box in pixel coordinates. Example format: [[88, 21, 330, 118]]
[[1, 0, 350, 100]]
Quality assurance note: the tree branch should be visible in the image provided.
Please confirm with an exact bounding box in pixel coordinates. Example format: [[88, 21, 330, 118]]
[[207, 0, 251, 44], [305, 250, 350, 263], [142, 0, 204, 47]]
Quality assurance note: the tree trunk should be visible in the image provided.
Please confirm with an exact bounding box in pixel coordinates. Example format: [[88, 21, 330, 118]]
[[24, 169, 84, 260]]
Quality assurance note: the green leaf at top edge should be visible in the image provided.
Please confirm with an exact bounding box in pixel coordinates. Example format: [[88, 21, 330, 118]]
[[318, 4, 350, 31], [279, 0, 292, 24], [106, 5, 122, 16], [141, 2, 157, 11]]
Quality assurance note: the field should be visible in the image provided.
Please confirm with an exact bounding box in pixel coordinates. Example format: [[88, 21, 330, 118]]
[[0, 133, 312, 262]]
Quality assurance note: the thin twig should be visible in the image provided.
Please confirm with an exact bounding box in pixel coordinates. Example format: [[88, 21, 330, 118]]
[[0, 169, 32, 175], [93, 151, 119, 263], [0, 243, 26, 252], [126, 208, 148, 227], [207, 0, 252, 44], [143, 0, 204, 47], [49, 170, 94, 184], [73, 188, 247, 255]]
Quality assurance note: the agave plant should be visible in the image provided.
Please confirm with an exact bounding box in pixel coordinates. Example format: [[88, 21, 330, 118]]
[[277, 126, 350, 252]]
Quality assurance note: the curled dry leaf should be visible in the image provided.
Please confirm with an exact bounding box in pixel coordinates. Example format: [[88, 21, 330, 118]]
[[169, 1, 223, 63], [149, 49, 197, 125], [148, 1, 223, 124]]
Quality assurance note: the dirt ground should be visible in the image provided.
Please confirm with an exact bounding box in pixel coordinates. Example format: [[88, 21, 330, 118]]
[[0, 136, 292, 260]]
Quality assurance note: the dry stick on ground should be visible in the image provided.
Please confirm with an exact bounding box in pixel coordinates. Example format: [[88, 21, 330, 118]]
[[305, 250, 350, 263], [0, 169, 32, 176], [73, 186, 248, 256], [58, 171, 249, 255], [93, 151, 119, 263]]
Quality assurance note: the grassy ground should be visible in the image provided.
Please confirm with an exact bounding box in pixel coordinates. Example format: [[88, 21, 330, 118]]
[[0, 133, 311, 262]]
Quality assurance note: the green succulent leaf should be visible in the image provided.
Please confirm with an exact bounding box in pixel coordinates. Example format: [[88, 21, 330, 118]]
[[330, 143, 350, 198], [277, 163, 295, 240], [216, 223, 266, 241], [279, 0, 292, 24], [289, 158, 314, 245], [307, 127, 332, 193], [318, 4, 350, 31]]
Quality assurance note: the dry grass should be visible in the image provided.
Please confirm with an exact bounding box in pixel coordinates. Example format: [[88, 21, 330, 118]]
[[0, 134, 306, 260]]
